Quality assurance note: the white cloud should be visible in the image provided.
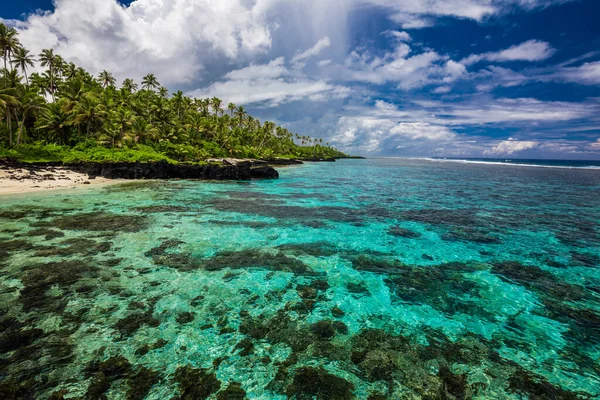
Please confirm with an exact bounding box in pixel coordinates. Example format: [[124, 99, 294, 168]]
[[433, 86, 452, 94], [340, 39, 464, 90], [291, 37, 331, 64], [190, 57, 350, 107], [553, 61, 600, 85], [330, 116, 457, 154], [15, 0, 272, 85], [484, 138, 539, 155], [360, 0, 573, 28], [462, 40, 555, 65]]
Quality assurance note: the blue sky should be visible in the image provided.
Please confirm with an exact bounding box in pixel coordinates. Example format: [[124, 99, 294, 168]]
[[2, 0, 600, 159]]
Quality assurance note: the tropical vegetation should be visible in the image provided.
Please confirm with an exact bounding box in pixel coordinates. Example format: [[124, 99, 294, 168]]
[[0, 23, 345, 163]]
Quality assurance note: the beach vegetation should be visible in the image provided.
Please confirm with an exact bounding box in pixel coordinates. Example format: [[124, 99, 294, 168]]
[[0, 23, 346, 163]]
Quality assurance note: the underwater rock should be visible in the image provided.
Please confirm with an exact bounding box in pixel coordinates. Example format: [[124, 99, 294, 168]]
[[352, 255, 407, 274], [37, 212, 148, 233], [387, 226, 421, 239], [202, 249, 314, 275], [331, 307, 345, 317], [310, 320, 347, 340], [507, 368, 586, 400], [176, 312, 195, 324], [114, 310, 160, 337], [173, 366, 221, 400], [346, 281, 370, 296], [492, 261, 586, 301], [84, 355, 133, 399], [25, 228, 65, 240], [126, 367, 160, 400], [277, 242, 340, 257], [20, 260, 99, 312], [216, 382, 247, 400], [443, 228, 502, 244], [570, 251, 600, 268], [286, 366, 355, 400], [359, 349, 396, 382], [234, 338, 254, 356]]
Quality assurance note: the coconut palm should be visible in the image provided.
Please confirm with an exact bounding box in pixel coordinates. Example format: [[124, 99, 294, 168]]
[[97, 70, 116, 88], [11, 47, 35, 84], [15, 86, 46, 144], [122, 78, 138, 93], [37, 102, 71, 144], [141, 74, 159, 91], [0, 24, 20, 71], [72, 94, 107, 137]]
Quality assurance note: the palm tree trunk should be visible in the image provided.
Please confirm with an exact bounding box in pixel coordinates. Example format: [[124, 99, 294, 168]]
[[17, 113, 27, 145], [7, 112, 12, 147]]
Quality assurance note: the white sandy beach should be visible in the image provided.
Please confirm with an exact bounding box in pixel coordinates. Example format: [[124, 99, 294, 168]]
[[0, 165, 114, 196]]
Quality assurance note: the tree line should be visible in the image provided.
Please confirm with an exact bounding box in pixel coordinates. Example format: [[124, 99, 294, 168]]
[[0, 23, 345, 162]]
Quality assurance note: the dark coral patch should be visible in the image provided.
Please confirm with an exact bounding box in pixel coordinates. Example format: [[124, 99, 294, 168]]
[[286, 366, 355, 400], [202, 249, 314, 275], [216, 382, 247, 400], [173, 366, 221, 400], [25, 228, 65, 240], [387, 226, 420, 239], [20, 260, 99, 312], [36, 212, 148, 232], [126, 367, 160, 400], [114, 311, 160, 337]]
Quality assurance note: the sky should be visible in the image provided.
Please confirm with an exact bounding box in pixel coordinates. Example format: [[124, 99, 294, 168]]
[[2, 0, 600, 159]]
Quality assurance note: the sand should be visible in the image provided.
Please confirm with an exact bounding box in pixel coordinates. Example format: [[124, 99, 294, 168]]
[[0, 165, 115, 195]]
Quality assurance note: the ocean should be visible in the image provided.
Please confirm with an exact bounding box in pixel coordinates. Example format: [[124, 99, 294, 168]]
[[1, 157, 599, 399]]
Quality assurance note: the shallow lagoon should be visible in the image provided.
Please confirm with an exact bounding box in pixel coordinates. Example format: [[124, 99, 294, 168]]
[[1, 158, 599, 399]]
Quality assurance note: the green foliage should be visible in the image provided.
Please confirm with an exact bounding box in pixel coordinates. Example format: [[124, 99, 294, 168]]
[[0, 22, 347, 163]]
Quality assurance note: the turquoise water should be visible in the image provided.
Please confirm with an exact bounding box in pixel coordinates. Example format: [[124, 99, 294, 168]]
[[1, 158, 599, 399]]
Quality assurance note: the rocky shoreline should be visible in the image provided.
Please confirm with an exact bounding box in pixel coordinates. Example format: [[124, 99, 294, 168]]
[[0, 159, 279, 182]]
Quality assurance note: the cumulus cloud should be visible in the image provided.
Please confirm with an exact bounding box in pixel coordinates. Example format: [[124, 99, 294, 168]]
[[14, 0, 272, 85], [190, 57, 350, 107], [484, 138, 539, 155], [462, 40, 555, 65], [339, 39, 465, 90], [330, 117, 457, 154]]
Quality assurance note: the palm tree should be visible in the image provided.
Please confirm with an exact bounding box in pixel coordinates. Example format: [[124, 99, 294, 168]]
[[227, 102, 236, 117], [131, 117, 157, 144], [97, 70, 116, 88], [72, 94, 107, 137], [0, 24, 20, 71], [122, 78, 138, 93], [235, 105, 247, 127], [210, 97, 222, 117], [39, 49, 57, 73], [141, 73, 159, 91], [0, 87, 19, 146], [16, 86, 46, 144], [37, 102, 71, 144], [11, 47, 35, 84]]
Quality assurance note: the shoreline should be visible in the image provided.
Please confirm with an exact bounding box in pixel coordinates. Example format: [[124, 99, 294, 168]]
[[0, 156, 364, 196], [0, 159, 280, 196], [0, 164, 117, 196]]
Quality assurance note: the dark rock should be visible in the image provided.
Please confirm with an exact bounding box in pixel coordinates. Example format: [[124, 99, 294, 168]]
[[388, 226, 421, 238], [286, 366, 354, 399], [173, 366, 221, 400]]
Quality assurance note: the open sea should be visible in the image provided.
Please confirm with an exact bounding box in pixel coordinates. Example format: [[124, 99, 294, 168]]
[[1, 157, 600, 399]]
